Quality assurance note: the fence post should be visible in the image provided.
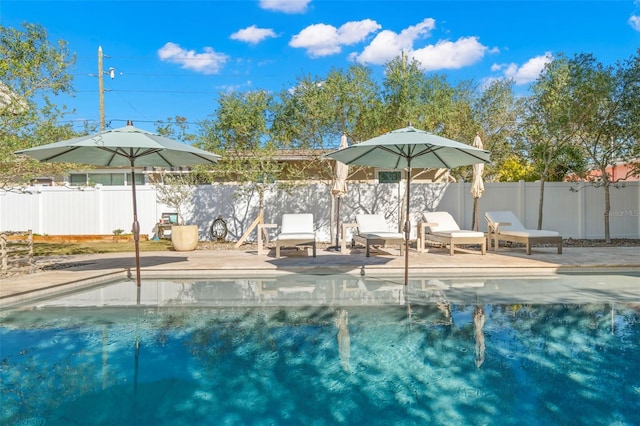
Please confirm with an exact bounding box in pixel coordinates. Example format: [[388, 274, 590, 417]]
[[457, 180, 466, 228], [518, 180, 526, 220], [577, 181, 586, 239]]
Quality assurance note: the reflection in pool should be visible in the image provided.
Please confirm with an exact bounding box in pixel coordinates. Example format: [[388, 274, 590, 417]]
[[1, 273, 639, 425]]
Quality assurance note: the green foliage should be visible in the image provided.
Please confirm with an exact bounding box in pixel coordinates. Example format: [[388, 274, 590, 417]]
[[0, 22, 77, 188], [5, 24, 638, 244], [524, 55, 583, 183], [198, 90, 284, 217], [155, 115, 197, 144], [471, 79, 525, 181], [560, 51, 640, 240], [149, 172, 198, 225], [496, 155, 539, 182]]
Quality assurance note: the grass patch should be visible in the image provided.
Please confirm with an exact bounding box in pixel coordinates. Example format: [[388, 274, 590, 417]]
[[33, 240, 174, 256]]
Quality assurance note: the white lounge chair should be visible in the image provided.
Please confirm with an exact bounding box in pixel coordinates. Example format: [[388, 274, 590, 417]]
[[273, 213, 317, 258], [417, 211, 486, 255], [485, 211, 562, 255], [353, 214, 404, 257]]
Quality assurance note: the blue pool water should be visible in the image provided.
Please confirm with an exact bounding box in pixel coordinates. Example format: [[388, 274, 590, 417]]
[[1, 272, 639, 425]]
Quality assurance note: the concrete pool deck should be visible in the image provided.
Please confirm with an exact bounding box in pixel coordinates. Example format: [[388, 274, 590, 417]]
[[1, 244, 638, 306]]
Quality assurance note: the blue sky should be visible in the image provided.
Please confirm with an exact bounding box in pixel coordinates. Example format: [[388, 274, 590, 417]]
[[2, 0, 640, 134]]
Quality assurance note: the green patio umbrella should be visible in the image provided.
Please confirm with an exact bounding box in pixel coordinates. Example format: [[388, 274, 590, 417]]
[[324, 125, 491, 286], [15, 120, 221, 287]]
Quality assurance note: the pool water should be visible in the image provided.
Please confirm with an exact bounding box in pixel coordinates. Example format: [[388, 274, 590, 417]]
[[1, 273, 639, 425]]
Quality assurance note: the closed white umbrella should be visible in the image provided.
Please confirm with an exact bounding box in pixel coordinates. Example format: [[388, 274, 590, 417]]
[[330, 133, 349, 249], [473, 304, 486, 368], [471, 135, 485, 231]]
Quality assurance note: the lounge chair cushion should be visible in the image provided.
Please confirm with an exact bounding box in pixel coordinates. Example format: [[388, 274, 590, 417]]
[[433, 230, 486, 238], [280, 213, 314, 235], [356, 214, 397, 234], [499, 229, 560, 238], [423, 212, 484, 238], [485, 210, 562, 255], [355, 214, 403, 239], [485, 211, 559, 237], [274, 214, 316, 258], [423, 211, 461, 232], [354, 214, 404, 256], [277, 232, 316, 241], [418, 211, 486, 255]]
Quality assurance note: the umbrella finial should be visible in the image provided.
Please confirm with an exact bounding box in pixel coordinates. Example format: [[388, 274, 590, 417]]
[[127, 120, 134, 126]]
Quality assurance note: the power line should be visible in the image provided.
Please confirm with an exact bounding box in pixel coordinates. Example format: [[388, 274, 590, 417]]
[[73, 72, 268, 78], [74, 89, 220, 95]]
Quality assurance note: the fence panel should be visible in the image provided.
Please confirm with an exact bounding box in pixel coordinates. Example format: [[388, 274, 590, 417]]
[[1, 181, 638, 241]]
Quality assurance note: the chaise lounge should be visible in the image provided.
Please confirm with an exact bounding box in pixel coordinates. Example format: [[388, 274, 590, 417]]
[[352, 214, 404, 257], [485, 210, 562, 255], [417, 211, 486, 255], [259, 213, 317, 258]]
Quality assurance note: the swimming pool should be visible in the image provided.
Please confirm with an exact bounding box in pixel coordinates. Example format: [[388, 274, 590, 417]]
[[2, 272, 639, 425]]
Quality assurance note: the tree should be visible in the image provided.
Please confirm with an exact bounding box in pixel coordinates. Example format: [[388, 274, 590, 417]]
[[471, 78, 525, 182], [272, 65, 382, 177], [155, 116, 197, 144], [0, 22, 77, 189], [566, 52, 640, 242], [271, 71, 337, 183], [198, 90, 282, 243], [524, 55, 586, 229], [382, 54, 427, 131], [495, 155, 539, 182], [148, 171, 196, 226], [272, 65, 384, 242]]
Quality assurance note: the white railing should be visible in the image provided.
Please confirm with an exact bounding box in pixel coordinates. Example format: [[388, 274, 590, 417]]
[[1, 181, 638, 242]]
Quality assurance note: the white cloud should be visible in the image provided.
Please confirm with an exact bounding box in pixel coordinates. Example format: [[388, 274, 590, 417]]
[[157, 42, 229, 74], [290, 19, 381, 57], [496, 52, 553, 85], [354, 18, 435, 65], [260, 0, 311, 14], [629, 15, 640, 31], [231, 25, 277, 44], [412, 37, 488, 71]]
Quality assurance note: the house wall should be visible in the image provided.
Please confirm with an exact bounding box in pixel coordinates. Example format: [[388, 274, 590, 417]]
[[1, 181, 638, 241]]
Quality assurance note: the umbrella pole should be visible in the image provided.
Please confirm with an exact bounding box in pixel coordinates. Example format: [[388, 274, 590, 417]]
[[335, 197, 341, 248], [130, 162, 142, 287], [472, 197, 478, 231], [404, 167, 411, 286]]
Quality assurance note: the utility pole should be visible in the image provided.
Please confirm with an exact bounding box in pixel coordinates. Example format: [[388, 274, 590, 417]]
[[98, 46, 105, 131], [97, 46, 116, 131]]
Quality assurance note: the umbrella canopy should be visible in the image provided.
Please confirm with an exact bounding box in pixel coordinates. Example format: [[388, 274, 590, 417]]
[[15, 123, 220, 167], [326, 126, 490, 170], [471, 135, 485, 231], [324, 125, 491, 285], [330, 133, 349, 249], [15, 121, 221, 287]]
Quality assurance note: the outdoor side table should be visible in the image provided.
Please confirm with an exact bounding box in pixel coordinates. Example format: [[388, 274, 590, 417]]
[[340, 223, 358, 254]]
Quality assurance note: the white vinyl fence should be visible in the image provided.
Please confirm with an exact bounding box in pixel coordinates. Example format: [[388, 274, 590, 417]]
[[1, 181, 638, 242]]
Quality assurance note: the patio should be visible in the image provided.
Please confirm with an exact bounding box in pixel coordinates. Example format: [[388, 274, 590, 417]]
[[1, 244, 638, 307]]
